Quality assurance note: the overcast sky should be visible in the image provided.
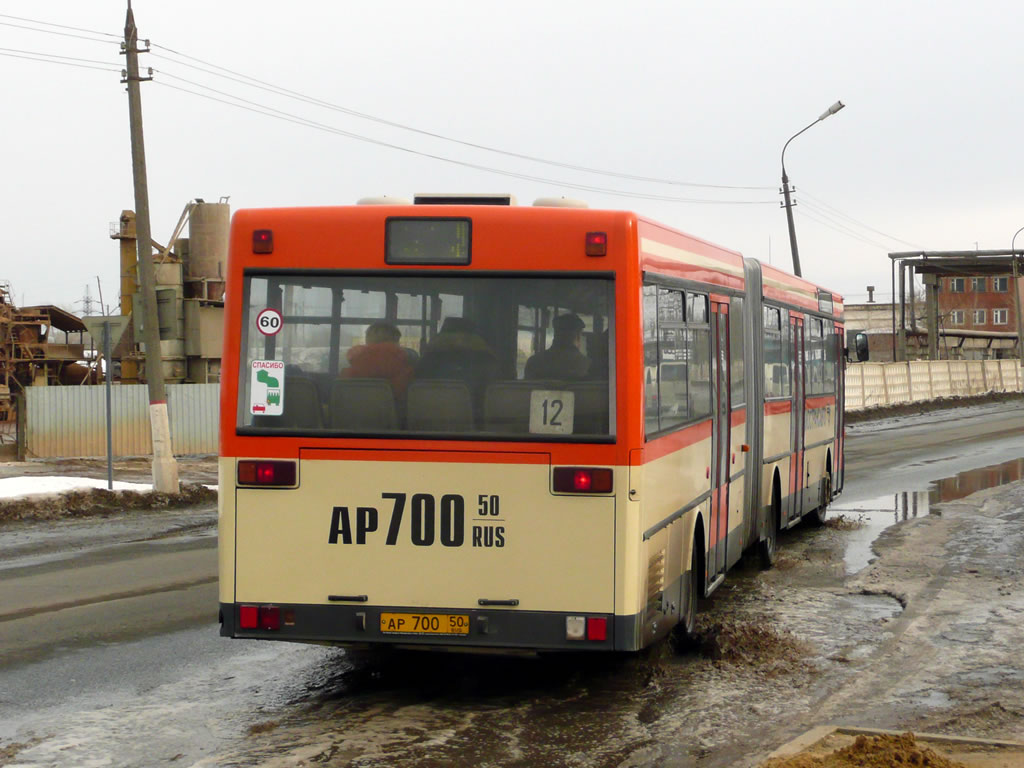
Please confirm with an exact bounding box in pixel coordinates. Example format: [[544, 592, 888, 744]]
[[3, 1, 1023, 313]]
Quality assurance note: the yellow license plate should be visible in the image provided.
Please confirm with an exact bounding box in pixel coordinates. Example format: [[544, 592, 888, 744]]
[[380, 612, 470, 635]]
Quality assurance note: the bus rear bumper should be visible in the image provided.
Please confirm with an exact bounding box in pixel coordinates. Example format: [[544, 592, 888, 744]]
[[220, 602, 637, 652]]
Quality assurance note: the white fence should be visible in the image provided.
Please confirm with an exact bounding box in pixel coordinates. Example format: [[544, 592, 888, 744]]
[[26, 383, 220, 458], [845, 360, 1023, 411]]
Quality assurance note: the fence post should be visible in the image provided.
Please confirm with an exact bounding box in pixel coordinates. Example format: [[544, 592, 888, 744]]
[[15, 391, 26, 462]]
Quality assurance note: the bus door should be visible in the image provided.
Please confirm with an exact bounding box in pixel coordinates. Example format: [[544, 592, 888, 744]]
[[710, 303, 731, 578], [789, 315, 805, 522], [836, 327, 845, 493]]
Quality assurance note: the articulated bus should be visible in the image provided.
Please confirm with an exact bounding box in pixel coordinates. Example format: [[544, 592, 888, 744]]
[[218, 194, 853, 652]]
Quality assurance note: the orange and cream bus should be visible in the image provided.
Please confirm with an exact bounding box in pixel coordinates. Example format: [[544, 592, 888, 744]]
[[218, 194, 858, 652]]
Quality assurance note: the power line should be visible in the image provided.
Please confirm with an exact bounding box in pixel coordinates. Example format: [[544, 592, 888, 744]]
[[153, 74, 776, 206], [0, 12, 121, 39], [0, 49, 120, 73], [0, 45, 118, 68], [800, 189, 922, 249], [149, 43, 774, 192], [795, 207, 892, 250], [797, 201, 895, 249], [0, 19, 118, 45]]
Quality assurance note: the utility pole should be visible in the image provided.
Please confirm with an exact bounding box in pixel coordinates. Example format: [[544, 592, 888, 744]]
[[122, 1, 178, 492]]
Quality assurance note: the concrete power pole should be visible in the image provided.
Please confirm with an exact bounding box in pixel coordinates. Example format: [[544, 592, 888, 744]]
[[122, 1, 178, 492]]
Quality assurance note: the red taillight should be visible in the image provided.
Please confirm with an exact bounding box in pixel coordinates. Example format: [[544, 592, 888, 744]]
[[553, 467, 613, 494], [253, 229, 274, 254], [237, 460, 296, 487], [586, 617, 607, 641], [239, 604, 258, 629], [259, 605, 281, 631], [585, 231, 607, 257], [574, 470, 592, 491]]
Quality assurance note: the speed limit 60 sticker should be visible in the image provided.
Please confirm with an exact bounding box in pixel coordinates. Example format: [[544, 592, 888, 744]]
[[256, 308, 283, 336]]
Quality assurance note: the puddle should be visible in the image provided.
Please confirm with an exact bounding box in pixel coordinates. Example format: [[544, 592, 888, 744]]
[[834, 457, 1024, 574]]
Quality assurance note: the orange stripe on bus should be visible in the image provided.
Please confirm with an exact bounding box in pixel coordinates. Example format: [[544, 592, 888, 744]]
[[805, 395, 837, 409], [640, 420, 713, 463]]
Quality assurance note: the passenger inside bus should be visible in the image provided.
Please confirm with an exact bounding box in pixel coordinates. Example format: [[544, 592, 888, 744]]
[[524, 312, 589, 381], [340, 321, 415, 398], [412, 317, 499, 422]]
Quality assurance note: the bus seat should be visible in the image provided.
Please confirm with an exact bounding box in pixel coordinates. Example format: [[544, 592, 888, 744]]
[[329, 378, 398, 431], [571, 381, 610, 435], [483, 380, 555, 433], [280, 375, 324, 429], [406, 380, 474, 432]]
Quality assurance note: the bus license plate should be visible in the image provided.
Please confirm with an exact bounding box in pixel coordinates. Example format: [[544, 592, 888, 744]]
[[380, 612, 470, 635]]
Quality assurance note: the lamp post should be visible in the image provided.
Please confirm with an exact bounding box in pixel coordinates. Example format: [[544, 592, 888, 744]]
[[1012, 225, 1024, 362], [781, 100, 845, 277]]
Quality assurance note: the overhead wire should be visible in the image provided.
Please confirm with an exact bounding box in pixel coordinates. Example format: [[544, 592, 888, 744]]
[[0, 12, 121, 39], [153, 75, 775, 205], [0, 49, 121, 73], [0, 45, 119, 68], [797, 200, 897, 249], [799, 189, 922, 248], [148, 43, 774, 192], [0, 19, 119, 45], [795, 206, 892, 250]]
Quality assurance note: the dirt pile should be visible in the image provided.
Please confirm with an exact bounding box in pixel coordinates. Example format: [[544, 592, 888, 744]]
[[760, 732, 968, 768], [0, 483, 217, 522]]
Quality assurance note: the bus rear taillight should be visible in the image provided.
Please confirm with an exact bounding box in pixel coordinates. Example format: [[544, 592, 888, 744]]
[[237, 460, 296, 487], [239, 605, 281, 631], [566, 616, 609, 641], [553, 467, 613, 494]]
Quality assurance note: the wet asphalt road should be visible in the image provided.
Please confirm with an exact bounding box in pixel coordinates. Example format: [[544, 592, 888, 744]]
[[1, 400, 1023, 767]]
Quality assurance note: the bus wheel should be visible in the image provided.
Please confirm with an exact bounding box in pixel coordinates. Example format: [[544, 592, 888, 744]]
[[674, 544, 700, 648], [809, 469, 832, 526], [758, 482, 780, 569]]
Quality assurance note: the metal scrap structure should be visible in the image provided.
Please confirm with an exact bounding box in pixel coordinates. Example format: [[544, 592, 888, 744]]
[[0, 282, 90, 424]]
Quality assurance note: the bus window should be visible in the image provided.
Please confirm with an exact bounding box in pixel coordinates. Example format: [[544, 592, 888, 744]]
[[762, 305, 792, 399], [642, 285, 660, 436], [823, 319, 836, 393], [685, 301, 712, 420], [729, 296, 744, 407], [657, 288, 687, 429], [239, 273, 614, 440]]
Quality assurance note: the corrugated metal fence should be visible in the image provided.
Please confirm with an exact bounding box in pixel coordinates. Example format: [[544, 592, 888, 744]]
[[27, 383, 219, 458]]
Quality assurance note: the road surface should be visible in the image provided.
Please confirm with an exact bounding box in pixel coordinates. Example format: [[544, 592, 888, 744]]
[[1, 400, 1023, 767]]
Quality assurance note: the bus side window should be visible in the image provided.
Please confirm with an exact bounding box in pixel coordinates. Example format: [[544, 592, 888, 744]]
[[642, 285, 660, 436]]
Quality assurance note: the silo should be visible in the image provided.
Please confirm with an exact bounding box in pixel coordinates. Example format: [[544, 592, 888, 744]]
[[187, 201, 229, 301], [183, 201, 229, 383]]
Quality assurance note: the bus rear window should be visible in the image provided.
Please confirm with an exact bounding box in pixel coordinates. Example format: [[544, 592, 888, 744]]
[[237, 272, 614, 440]]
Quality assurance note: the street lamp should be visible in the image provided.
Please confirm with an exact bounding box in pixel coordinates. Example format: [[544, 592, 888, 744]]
[[1012, 225, 1024, 362], [781, 100, 846, 277]]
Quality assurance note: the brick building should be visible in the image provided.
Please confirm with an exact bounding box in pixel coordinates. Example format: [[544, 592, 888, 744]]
[[938, 274, 1018, 334]]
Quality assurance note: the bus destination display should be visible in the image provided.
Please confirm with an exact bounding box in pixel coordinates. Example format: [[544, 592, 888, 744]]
[[385, 217, 471, 264]]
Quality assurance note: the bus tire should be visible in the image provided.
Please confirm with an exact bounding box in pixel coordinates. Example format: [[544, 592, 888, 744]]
[[673, 542, 701, 648], [808, 468, 832, 527], [758, 479, 780, 569]]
